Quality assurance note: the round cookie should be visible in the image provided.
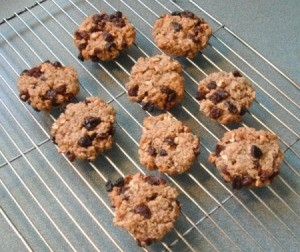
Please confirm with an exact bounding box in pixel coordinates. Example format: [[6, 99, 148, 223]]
[[108, 173, 181, 247], [73, 11, 136, 61], [196, 71, 256, 124], [18, 61, 79, 111], [139, 114, 200, 175], [51, 97, 116, 161], [126, 54, 185, 111], [208, 127, 284, 189], [153, 11, 212, 58]]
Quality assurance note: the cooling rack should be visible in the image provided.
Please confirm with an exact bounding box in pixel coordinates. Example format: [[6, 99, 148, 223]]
[[0, 0, 299, 251]]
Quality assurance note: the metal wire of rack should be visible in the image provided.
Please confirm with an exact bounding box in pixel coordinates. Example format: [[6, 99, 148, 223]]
[[0, 0, 299, 251]]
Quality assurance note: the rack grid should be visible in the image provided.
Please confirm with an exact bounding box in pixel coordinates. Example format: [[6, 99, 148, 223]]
[[0, 0, 299, 251]]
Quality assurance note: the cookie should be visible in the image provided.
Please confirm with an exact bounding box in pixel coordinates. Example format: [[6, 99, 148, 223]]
[[208, 127, 284, 189], [153, 11, 212, 58], [73, 11, 136, 61], [51, 97, 116, 161], [18, 61, 79, 111], [196, 71, 256, 124], [108, 173, 181, 246], [126, 54, 185, 111], [139, 114, 200, 175]]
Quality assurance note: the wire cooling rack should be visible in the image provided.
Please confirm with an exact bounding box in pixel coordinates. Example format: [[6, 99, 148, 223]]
[[0, 0, 299, 251]]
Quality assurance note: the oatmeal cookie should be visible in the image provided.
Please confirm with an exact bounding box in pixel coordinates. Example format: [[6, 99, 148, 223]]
[[74, 11, 136, 61], [153, 10, 212, 58], [51, 97, 116, 161], [108, 173, 181, 246], [126, 54, 185, 111], [196, 71, 256, 124], [18, 61, 79, 111], [208, 127, 284, 189], [139, 114, 200, 175]]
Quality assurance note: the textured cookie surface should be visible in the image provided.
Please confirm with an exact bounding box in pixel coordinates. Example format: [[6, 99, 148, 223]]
[[208, 127, 284, 189], [74, 11, 136, 61], [51, 97, 116, 161], [139, 114, 200, 175], [153, 11, 212, 58], [196, 71, 256, 124], [126, 54, 185, 111], [18, 61, 79, 111], [108, 173, 181, 247]]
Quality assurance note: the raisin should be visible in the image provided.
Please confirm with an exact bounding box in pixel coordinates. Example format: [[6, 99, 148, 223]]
[[78, 53, 84, 61], [53, 61, 62, 68], [74, 31, 89, 40], [19, 91, 29, 101], [242, 176, 253, 186], [133, 204, 151, 219], [164, 137, 176, 147], [172, 22, 182, 31], [43, 60, 50, 63], [93, 48, 102, 55], [181, 10, 195, 19], [251, 145, 263, 158], [239, 107, 247, 115], [103, 32, 114, 42], [83, 116, 101, 131], [209, 92, 222, 104], [171, 11, 181, 16], [51, 136, 57, 145], [166, 92, 177, 102], [65, 93, 77, 103], [225, 101, 238, 114], [105, 181, 114, 192], [78, 43, 87, 51], [159, 149, 168, 156], [78, 135, 93, 147], [147, 193, 158, 201], [207, 81, 217, 90], [28, 66, 43, 78], [210, 106, 222, 119], [45, 89, 57, 101], [148, 146, 156, 156], [33, 107, 40, 112], [128, 85, 139, 96], [233, 70, 242, 77], [141, 102, 154, 112], [259, 171, 269, 182], [121, 42, 128, 49], [106, 42, 116, 51], [145, 176, 159, 185], [21, 69, 29, 76], [109, 125, 115, 135], [96, 132, 109, 139], [114, 177, 124, 187], [269, 169, 280, 181], [232, 176, 242, 189], [193, 147, 201, 156], [216, 144, 225, 156], [221, 166, 230, 175], [115, 11, 122, 18], [54, 84, 66, 94], [218, 89, 229, 99], [91, 56, 99, 62], [66, 151, 75, 162], [157, 178, 166, 185], [195, 91, 206, 101]]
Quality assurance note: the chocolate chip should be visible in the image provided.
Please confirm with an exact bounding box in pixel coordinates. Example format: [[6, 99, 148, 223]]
[[53, 61, 62, 68], [103, 32, 114, 42], [232, 176, 242, 189], [54, 84, 66, 94], [251, 145, 263, 158], [172, 22, 182, 31], [19, 91, 29, 101], [242, 176, 253, 186], [133, 204, 151, 219], [195, 91, 206, 101], [193, 147, 201, 156], [259, 171, 269, 182], [210, 106, 222, 119], [66, 151, 75, 162], [164, 137, 176, 146], [128, 85, 139, 96], [83, 116, 101, 131], [74, 31, 89, 40], [78, 135, 93, 147], [225, 101, 238, 114], [207, 81, 217, 90], [45, 89, 56, 101], [105, 181, 114, 192], [233, 70, 242, 77], [239, 107, 247, 115], [159, 149, 168, 156], [216, 144, 225, 156], [141, 102, 154, 112], [27, 66, 43, 78], [106, 42, 116, 51], [78, 53, 84, 61], [114, 177, 124, 187], [149, 146, 156, 156]]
